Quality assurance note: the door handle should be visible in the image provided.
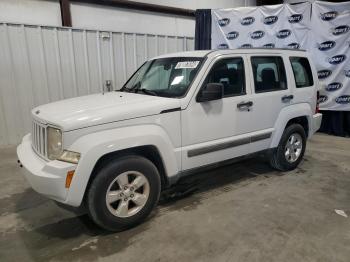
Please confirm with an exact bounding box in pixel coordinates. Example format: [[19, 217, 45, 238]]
[[281, 95, 294, 102], [237, 101, 253, 111]]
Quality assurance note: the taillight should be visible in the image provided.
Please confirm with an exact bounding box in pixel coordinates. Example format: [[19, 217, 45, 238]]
[[316, 91, 320, 113]]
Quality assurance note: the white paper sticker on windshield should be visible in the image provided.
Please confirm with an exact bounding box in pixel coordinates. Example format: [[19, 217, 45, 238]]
[[175, 61, 200, 69]]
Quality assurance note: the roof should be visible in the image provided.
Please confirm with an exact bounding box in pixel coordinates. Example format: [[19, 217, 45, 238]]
[[153, 50, 211, 59], [152, 48, 308, 60]]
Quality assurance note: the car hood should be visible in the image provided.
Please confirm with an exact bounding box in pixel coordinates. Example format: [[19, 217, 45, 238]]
[[32, 92, 181, 131]]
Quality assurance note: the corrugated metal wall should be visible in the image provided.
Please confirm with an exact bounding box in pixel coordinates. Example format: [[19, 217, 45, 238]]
[[0, 23, 194, 146]]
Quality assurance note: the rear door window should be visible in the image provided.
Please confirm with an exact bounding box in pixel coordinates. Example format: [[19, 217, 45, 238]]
[[251, 56, 287, 93]]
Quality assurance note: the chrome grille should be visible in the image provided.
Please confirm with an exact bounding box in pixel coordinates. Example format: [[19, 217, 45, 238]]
[[32, 120, 47, 158]]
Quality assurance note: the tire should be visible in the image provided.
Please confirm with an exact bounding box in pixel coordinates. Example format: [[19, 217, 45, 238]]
[[87, 155, 161, 231], [269, 123, 306, 171]]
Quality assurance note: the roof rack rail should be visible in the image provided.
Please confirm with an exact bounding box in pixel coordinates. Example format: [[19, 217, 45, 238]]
[[236, 47, 306, 52]]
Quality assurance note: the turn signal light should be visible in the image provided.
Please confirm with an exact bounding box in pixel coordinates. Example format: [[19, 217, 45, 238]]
[[65, 170, 75, 188]]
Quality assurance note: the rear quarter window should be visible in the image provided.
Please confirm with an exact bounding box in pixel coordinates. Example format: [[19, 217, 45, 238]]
[[290, 57, 314, 88]]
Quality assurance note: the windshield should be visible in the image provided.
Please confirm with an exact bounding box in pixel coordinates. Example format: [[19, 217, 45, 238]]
[[120, 57, 204, 98]]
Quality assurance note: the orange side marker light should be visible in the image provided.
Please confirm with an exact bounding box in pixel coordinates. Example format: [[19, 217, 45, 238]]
[[65, 170, 75, 188]]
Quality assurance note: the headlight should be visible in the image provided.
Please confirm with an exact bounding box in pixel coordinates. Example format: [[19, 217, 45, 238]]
[[47, 127, 62, 160], [58, 150, 81, 164]]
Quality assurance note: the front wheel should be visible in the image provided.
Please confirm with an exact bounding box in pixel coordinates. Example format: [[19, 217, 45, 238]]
[[269, 123, 306, 171], [87, 155, 161, 231]]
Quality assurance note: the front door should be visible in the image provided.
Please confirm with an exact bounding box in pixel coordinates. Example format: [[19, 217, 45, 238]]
[[181, 55, 256, 171]]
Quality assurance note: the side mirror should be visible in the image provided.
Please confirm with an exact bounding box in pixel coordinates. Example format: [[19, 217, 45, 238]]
[[197, 83, 224, 102]]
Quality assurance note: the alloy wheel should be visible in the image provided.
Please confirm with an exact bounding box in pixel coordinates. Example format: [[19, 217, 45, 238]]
[[284, 133, 303, 163], [105, 171, 150, 218]]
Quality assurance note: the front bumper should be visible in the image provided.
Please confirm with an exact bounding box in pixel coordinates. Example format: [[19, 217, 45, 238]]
[[311, 113, 322, 136], [17, 134, 77, 203]]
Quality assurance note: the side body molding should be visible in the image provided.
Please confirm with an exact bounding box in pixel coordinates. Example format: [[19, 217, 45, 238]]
[[64, 125, 179, 206]]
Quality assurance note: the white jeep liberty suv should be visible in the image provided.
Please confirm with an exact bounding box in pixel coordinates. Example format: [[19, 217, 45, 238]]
[[17, 48, 322, 231]]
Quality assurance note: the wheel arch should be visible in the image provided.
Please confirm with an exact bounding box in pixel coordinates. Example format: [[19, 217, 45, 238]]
[[270, 104, 312, 148], [84, 145, 169, 201], [64, 125, 179, 207], [285, 116, 309, 137]]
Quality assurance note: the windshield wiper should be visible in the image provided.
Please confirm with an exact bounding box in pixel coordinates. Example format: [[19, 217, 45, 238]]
[[120, 81, 157, 96], [120, 81, 140, 92], [135, 88, 158, 96]]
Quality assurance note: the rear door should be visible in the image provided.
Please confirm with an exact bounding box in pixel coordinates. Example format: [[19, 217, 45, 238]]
[[245, 54, 293, 151]]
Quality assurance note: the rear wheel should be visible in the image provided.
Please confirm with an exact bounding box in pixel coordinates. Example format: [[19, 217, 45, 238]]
[[87, 155, 161, 231], [269, 123, 306, 171]]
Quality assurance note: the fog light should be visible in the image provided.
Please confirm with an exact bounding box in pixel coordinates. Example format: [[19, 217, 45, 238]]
[[58, 150, 81, 164], [65, 170, 75, 188]]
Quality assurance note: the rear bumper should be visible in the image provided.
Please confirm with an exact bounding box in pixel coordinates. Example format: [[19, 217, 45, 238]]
[[311, 113, 322, 136], [17, 134, 77, 203]]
